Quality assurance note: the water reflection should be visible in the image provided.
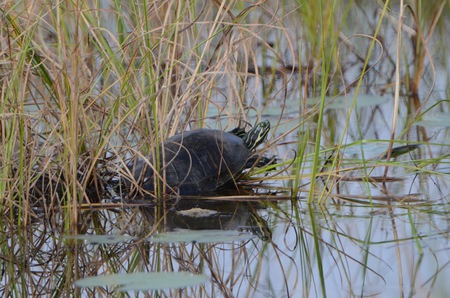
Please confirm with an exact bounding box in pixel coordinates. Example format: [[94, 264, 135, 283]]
[[1, 194, 449, 296], [139, 199, 273, 241]]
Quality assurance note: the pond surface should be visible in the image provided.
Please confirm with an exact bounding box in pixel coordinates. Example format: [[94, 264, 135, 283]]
[[3, 142, 449, 297], [1, 0, 449, 297], [4, 186, 449, 297]]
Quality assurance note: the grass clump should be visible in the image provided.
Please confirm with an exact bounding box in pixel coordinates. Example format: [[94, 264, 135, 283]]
[[0, 1, 449, 296]]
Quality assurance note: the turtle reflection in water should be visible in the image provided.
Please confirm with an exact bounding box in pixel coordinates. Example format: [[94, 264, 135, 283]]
[[126, 121, 275, 196], [139, 200, 273, 241]]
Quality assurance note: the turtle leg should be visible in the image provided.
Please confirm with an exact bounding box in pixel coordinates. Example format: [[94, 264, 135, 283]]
[[245, 155, 277, 168], [229, 126, 246, 137]]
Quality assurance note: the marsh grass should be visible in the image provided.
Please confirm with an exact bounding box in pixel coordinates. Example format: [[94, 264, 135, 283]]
[[0, 0, 449, 296]]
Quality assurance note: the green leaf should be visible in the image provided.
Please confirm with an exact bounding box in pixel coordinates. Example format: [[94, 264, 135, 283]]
[[75, 272, 208, 291], [65, 235, 137, 244], [148, 229, 256, 243]]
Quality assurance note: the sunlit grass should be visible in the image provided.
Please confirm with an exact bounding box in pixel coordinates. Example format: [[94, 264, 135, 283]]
[[0, 0, 449, 296]]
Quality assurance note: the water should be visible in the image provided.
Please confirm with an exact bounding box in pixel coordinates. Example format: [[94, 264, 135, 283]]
[[1, 1, 449, 297]]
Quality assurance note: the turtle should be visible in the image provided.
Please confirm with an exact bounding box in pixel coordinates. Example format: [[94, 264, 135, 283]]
[[125, 120, 274, 196]]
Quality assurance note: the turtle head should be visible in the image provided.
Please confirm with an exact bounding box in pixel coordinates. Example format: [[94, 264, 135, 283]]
[[243, 120, 270, 150]]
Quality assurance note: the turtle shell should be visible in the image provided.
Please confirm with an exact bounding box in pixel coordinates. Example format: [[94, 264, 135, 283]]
[[128, 129, 251, 195]]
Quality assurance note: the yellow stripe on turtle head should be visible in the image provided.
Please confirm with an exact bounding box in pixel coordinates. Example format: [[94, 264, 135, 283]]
[[244, 120, 270, 151]]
